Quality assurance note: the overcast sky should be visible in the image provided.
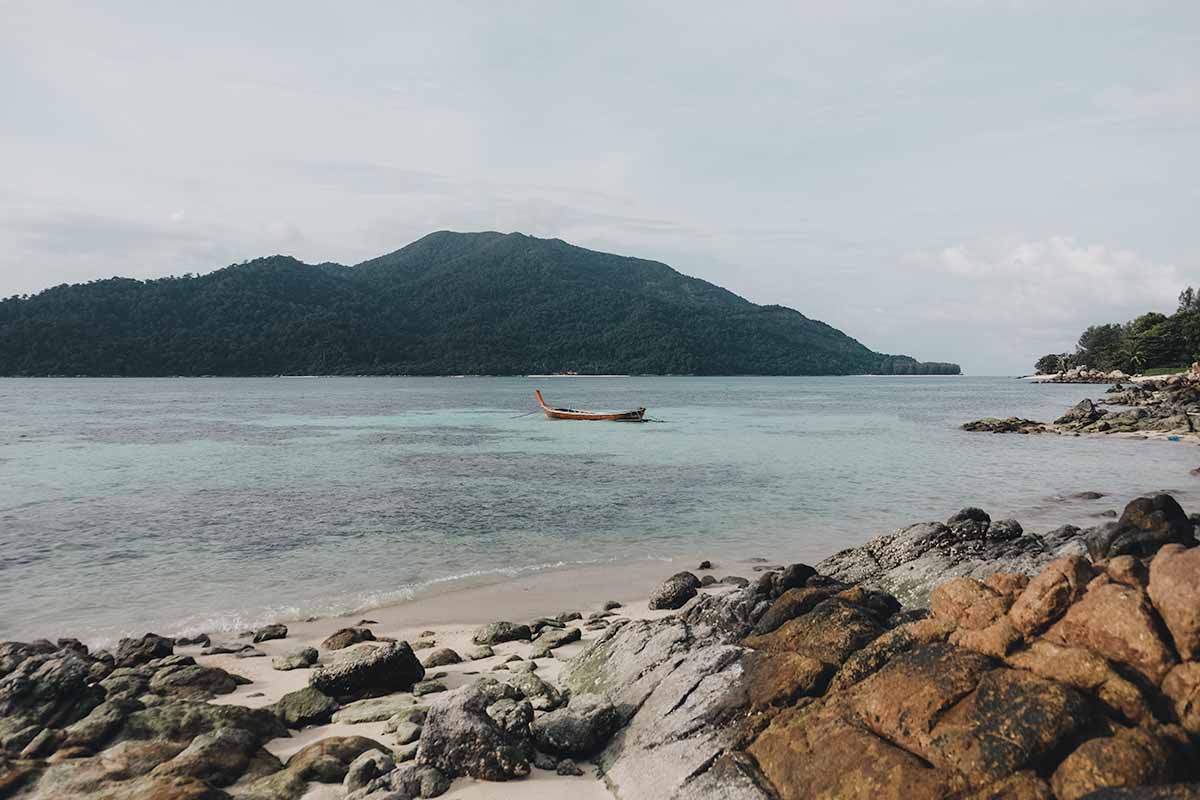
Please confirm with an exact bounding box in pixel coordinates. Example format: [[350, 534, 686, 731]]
[[2, 2, 1197, 373]]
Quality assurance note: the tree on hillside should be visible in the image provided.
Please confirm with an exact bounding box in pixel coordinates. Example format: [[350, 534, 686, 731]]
[[1076, 324, 1126, 371], [1035, 353, 1070, 374]]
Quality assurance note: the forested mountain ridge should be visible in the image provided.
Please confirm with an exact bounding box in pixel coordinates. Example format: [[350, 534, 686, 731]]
[[0, 231, 960, 376]]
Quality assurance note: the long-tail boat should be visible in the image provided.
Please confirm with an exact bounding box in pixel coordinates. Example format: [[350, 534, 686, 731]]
[[534, 390, 646, 421]]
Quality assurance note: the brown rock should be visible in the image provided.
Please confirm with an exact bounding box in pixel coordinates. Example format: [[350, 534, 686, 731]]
[[830, 617, 956, 692], [747, 703, 962, 800], [960, 770, 1052, 799], [1050, 728, 1177, 800], [742, 598, 885, 664], [932, 578, 1011, 631], [320, 628, 375, 651], [1046, 581, 1177, 684], [744, 651, 834, 710], [1008, 556, 1096, 636], [1162, 662, 1200, 734], [1006, 640, 1149, 724], [285, 735, 386, 782], [925, 668, 1091, 780], [1147, 544, 1200, 661], [751, 587, 834, 634], [983, 573, 1031, 604], [847, 642, 994, 759], [951, 618, 1023, 659], [1104, 556, 1148, 589]]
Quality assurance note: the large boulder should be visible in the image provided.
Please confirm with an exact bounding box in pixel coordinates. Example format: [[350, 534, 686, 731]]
[[1147, 544, 1200, 661], [121, 699, 287, 745], [471, 622, 531, 646], [1008, 556, 1097, 636], [309, 642, 424, 699], [648, 572, 701, 610], [113, 634, 174, 668], [1087, 495, 1196, 560], [530, 695, 620, 758], [273, 687, 338, 728], [416, 678, 533, 781]]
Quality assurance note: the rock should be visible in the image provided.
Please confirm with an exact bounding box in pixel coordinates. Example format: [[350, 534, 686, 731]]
[[556, 758, 583, 776], [421, 648, 462, 668], [506, 671, 563, 711], [1056, 399, 1104, 426], [233, 647, 266, 659], [1009, 556, 1097, 636], [61, 697, 143, 750], [961, 417, 1048, 434], [721, 575, 750, 587], [949, 507, 992, 526], [743, 651, 833, 710], [1147, 544, 1200, 660], [114, 634, 174, 667], [1046, 580, 1177, 684], [1162, 662, 1200, 734], [700, 575, 718, 586], [309, 641, 425, 699], [321, 627, 376, 650], [416, 678, 533, 781], [199, 643, 254, 656], [742, 598, 885, 664], [149, 727, 260, 786], [285, 735, 387, 783], [272, 647, 318, 671], [412, 681, 447, 697], [122, 699, 287, 744], [464, 645, 494, 660], [752, 587, 835, 634], [332, 695, 416, 724], [383, 706, 429, 732], [603, 600, 623, 610], [174, 635, 209, 648], [556, 611, 583, 623], [346, 762, 449, 799], [648, 572, 700, 610], [412, 639, 436, 651], [1005, 640, 1149, 724], [472, 622, 532, 646], [534, 627, 581, 650], [251, 624, 288, 643], [697, 560, 713, 570], [394, 720, 422, 745], [929, 577, 1010, 630], [530, 695, 621, 757], [343, 748, 394, 794], [273, 686, 338, 728], [509, 660, 537, 674], [147, 663, 242, 699], [1087, 495, 1197, 560], [1051, 728, 1179, 800]]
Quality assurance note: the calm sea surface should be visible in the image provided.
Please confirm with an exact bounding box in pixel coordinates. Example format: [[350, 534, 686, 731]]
[[2, 376, 1197, 645]]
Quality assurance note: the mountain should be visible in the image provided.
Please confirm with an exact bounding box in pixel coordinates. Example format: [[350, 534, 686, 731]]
[[0, 231, 960, 376]]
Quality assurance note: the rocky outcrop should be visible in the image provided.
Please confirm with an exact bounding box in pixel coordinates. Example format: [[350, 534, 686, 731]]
[[817, 508, 1078, 606]]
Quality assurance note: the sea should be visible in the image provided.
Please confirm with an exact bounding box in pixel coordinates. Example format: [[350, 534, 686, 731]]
[[2, 375, 1196, 646]]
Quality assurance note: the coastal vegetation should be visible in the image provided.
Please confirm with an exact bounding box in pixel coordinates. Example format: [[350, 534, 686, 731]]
[[0, 231, 959, 377], [1035, 287, 1200, 375]]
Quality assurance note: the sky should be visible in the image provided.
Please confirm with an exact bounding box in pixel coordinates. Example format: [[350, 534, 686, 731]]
[[2, 1, 1197, 374]]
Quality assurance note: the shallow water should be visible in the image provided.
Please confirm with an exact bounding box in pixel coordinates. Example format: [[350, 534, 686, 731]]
[[1, 376, 1195, 644]]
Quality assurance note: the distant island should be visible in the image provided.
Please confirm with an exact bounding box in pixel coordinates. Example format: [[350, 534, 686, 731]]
[[0, 231, 959, 377]]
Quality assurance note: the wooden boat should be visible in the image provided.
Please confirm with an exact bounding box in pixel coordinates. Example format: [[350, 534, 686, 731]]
[[535, 390, 646, 421]]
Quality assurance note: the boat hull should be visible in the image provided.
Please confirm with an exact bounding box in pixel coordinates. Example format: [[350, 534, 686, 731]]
[[534, 390, 646, 421]]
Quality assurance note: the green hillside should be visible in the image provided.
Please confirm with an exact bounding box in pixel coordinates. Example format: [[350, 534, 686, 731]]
[[0, 231, 959, 376]]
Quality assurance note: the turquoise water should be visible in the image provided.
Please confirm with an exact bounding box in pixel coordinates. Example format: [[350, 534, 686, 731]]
[[1, 376, 1196, 644]]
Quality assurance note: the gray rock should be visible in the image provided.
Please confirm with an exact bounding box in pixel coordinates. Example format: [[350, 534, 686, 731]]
[[272, 646, 318, 671], [604, 600, 623, 610], [113, 633, 174, 667], [309, 641, 425, 699], [416, 678, 534, 781], [273, 686, 338, 728], [534, 626, 581, 650], [464, 645, 494, 660], [421, 648, 462, 668], [252, 623, 288, 643], [332, 695, 416, 724], [530, 694, 621, 757], [509, 660, 537, 673], [343, 748, 395, 794], [721, 576, 750, 587], [394, 720, 423, 745], [347, 762, 449, 800], [556, 758, 584, 776], [507, 671, 563, 711], [472, 621, 532, 645], [700, 575, 718, 586], [413, 680, 448, 697], [648, 572, 700, 610], [556, 611, 583, 623], [1085, 493, 1197, 560]]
